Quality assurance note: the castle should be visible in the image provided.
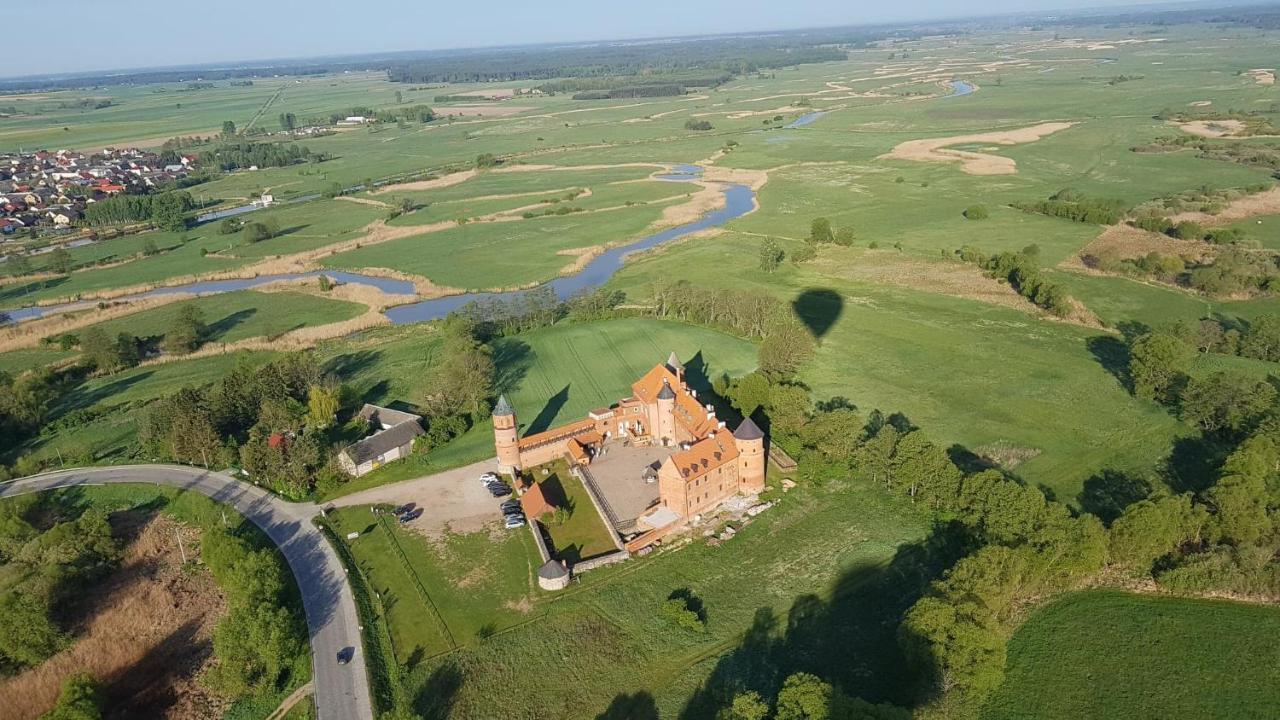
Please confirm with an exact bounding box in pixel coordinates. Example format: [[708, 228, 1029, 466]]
[[493, 352, 765, 522]]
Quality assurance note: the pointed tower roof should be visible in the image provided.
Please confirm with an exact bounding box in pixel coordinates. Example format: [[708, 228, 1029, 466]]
[[733, 417, 764, 441], [657, 379, 676, 400], [493, 394, 515, 417], [666, 351, 684, 373]]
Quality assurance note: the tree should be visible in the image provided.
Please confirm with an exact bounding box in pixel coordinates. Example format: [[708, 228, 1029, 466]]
[[305, 385, 340, 431], [758, 316, 816, 382], [420, 332, 495, 421], [79, 327, 122, 373], [809, 217, 834, 245], [1128, 331, 1191, 403], [726, 372, 772, 418], [207, 602, 303, 695], [1109, 494, 1206, 572], [1179, 371, 1276, 434], [832, 226, 856, 246], [221, 120, 237, 137], [759, 238, 785, 273], [40, 673, 102, 720], [0, 589, 66, 670], [717, 691, 769, 720], [660, 597, 706, 633], [278, 112, 296, 131], [395, 90, 403, 104], [163, 304, 207, 355], [48, 248, 72, 274], [775, 672, 834, 720], [7, 253, 32, 276], [790, 242, 817, 264], [242, 222, 273, 244], [219, 218, 243, 235], [1240, 314, 1280, 361]]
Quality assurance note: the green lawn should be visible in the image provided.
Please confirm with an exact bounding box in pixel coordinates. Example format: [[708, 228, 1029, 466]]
[[526, 459, 617, 564], [326, 507, 544, 662], [984, 591, 1280, 720]]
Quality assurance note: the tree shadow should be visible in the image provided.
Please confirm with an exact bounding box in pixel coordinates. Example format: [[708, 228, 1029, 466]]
[[527, 384, 570, 435], [1078, 469, 1154, 524], [596, 691, 659, 720], [324, 350, 383, 379], [412, 660, 465, 720], [1163, 433, 1230, 494], [791, 288, 843, 341], [491, 338, 533, 397], [677, 523, 970, 719], [54, 370, 154, 413], [206, 308, 258, 341], [0, 275, 68, 304], [1086, 335, 1130, 390]]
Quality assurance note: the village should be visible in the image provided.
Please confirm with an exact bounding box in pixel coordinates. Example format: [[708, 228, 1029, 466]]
[[0, 147, 198, 237]]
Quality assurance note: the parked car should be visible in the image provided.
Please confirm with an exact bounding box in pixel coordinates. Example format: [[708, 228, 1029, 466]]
[[398, 508, 422, 523], [479, 471, 500, 483], [486, 481, 512, 497], [393, 502, 416, 516], [504, 515, 527, 529], [500, 499, 521, 513]]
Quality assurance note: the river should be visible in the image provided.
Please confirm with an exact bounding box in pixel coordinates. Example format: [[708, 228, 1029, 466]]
[[4, 166, 755, 327]]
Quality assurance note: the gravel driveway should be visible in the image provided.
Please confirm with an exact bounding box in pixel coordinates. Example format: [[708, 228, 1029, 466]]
[[331, 458, 505, 537]]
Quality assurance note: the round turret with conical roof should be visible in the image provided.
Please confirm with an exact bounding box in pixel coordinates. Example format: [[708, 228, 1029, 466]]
[[493, 394, 522, 473]]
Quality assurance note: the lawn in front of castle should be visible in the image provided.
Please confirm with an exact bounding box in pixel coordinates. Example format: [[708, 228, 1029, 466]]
[[524, 459, 617, 564]]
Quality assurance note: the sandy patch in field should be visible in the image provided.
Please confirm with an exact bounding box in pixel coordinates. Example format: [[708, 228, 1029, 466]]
[[493, 162, 666, 174], [1178, 119, 1246, 138], [1247, 69, 1276, 86], [1167, 186, 1280, 226], [880, 122, 1077, 175], [336, 195, 392, 209], [0, 516, 227, 720], [373, 169, 477, 194], [1065, 224, 1213, 270], [1189, 100, 1213, 107], [436, 104, 534, 118]]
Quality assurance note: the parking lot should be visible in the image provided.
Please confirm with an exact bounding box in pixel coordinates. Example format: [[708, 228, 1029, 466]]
[[331, 458, 507, 537]]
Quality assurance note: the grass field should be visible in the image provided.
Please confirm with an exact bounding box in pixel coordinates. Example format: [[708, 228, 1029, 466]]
[[326, 508, 544, 663], [77, 289, 364, 344], [984, 591, 1280, 720], [402, 475, 929, 719]]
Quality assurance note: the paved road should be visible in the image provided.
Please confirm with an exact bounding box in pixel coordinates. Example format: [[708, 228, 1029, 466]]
[[0, 465, 373, 720]]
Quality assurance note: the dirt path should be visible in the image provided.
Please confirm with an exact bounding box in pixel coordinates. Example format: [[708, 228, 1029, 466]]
[[336, 195, 393, 209], [1178, 119, 1246, 138], [880, 121, 1077, 175], [373, 169, 478, 194], [266, 682, 315, 720]]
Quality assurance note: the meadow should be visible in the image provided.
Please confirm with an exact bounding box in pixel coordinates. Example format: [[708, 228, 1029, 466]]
[[984, 591, 1280, 720]]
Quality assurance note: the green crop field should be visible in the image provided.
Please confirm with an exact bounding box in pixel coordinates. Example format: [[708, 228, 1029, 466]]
[[82, 289, 363, 342], [984, 591, 1280, 720]]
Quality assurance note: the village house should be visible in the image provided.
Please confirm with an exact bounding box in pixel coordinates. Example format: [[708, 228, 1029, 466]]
[[493, 352, 765, 542], [337, 404, 424, 477]]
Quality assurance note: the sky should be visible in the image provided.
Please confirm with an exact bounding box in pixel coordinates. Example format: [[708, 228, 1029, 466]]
[[7, 0, 1183, 78]]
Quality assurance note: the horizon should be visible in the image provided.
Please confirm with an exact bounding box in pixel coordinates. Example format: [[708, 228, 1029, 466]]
[[2, 0, 1208, 81]]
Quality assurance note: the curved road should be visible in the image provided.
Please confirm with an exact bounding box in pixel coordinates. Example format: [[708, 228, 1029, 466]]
[[0, 465, 373, 720]]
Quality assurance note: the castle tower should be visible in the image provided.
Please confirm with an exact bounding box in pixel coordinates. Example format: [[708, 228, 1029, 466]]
[[734, 417, 766, 494], [666, 351, 684, 384], [493, 394, 522, 474], [656, 379, 676, 446]]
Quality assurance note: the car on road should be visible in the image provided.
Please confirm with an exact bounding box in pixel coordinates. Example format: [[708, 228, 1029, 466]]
[[337, 646, 354, 665], [504, 514, 527, 529]]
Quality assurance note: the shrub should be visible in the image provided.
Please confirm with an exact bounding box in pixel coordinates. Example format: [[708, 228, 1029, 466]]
[[963, 205, 989, 220], [660, 597, 706, 633]]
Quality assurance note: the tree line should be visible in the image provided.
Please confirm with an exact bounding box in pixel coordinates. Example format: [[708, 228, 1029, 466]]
[[84, 190, 194, 232], [1012, 188, 1128, 225], [955, 245, 1073, 316], [197, 142, 318, 172]]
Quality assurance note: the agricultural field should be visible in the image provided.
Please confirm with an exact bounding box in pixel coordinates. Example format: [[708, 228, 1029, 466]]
[[984, 591, 1280, 720]]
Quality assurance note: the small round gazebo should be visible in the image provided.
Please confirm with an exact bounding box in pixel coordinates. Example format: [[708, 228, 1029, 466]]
[[537, 559, 571, 591]]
